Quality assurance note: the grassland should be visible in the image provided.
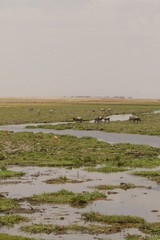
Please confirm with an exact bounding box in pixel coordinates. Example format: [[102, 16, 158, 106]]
[[32, 112, 160, 135], [0, 98, 160, 239], [0, 131, 159, 169], [0, 98, 160, 136]]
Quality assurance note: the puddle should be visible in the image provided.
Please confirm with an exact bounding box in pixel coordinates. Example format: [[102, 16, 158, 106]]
[[153, 110, 160, 114], [108, 114, 133, 121], [89, 114, 132, 123]]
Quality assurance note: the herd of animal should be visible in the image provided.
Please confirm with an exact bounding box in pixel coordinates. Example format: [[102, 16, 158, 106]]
[[28, 107, 141, 123], [73, 107, 141, 123], [73, 115, 141, 123]]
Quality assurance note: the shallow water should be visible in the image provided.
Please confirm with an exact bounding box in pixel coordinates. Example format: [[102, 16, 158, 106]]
[[0, 123, 160, 147], [153, 110, 160, 114], [108, 114, 133, 121], [90, 114, 132, 123], [0, 123, 160, 239], [1, 166, 160, 239]]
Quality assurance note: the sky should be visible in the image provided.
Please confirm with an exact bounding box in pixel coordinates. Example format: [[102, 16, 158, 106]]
[[0, 0, 160, 99]]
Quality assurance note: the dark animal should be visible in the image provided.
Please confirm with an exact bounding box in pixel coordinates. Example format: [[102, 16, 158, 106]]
[[103, 117, 110, 123], [95, 116, 103, 123], [28, 108, 34, 112], [129, 116, 141, 123], [73, 117, 82, 122]]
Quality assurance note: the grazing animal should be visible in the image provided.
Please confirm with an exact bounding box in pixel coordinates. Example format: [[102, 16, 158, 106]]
[[73, 117, 82, 122], [103, 117, 110, 123], [49, 110, 53, 114], [107, 108, 112, 114], [28, 108, 34, 112], [95, 116, 103, 123], [129, 116, 141, 123]]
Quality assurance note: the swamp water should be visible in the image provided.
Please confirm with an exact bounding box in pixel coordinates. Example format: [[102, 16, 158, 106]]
[[0, 166, 160, 240], [0, 123, 160, 239]]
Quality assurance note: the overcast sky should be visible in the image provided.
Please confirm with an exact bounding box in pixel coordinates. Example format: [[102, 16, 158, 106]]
[[0, 0, 160, 98]]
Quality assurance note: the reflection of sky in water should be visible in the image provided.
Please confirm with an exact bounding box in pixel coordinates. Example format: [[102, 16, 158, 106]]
[[1, 165, 160, 239], [153, 110, 160, 114], [109, 114, 132, 121], [1, 166, 160, 223]]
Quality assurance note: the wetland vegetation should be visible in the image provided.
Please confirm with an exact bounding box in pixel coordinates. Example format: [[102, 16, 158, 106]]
[[0, 131, 159, 169], [0, 98, 160, 240], [0, 98, 160, 136], [133, 170, 160, 184], [0, 233, 37, 240], [25, 189, 106, 208]]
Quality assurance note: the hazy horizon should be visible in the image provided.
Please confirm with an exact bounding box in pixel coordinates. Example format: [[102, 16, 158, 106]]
[[0, 0, 160, 99]]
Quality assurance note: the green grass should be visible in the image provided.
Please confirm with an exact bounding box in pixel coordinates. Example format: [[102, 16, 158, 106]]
[[86, 166, 128, 173], [133, 170, 160, 184], [21, 223, 121, 234], [92, 183, 147, 191], [125, 235, 160, 240], [0, 131, 159, 169], [82, 212, 160, 237], [0, 214, 28, 227], [0, 168, 24, 179], [44, 176, 84, 184], [0, 99, 160, 135], [0, 197, 19, 213], [0, 233, 38, 240], [27, 112, 160, 136], [139, 222, 160, 235], [26, 189, 106, 208], [82, 212, 145, 225]]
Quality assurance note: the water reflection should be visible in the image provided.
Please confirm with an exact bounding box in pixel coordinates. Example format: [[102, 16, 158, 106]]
[[0, 165, 160, 240], [153, 110, 160, 114]]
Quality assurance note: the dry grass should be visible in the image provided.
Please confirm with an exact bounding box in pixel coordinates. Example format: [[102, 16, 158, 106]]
[[0, 97, 159, 105]]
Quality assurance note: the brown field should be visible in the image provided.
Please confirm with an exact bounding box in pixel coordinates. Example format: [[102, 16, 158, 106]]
[[0, 97, 159, 104]]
